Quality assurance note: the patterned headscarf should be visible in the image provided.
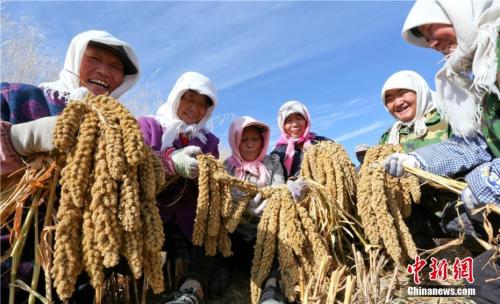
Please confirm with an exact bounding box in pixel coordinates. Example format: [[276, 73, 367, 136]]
[[275, 100, 315, 175]]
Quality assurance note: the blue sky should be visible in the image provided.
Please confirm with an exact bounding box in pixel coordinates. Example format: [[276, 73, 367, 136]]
[[2, 1, 445, 162]]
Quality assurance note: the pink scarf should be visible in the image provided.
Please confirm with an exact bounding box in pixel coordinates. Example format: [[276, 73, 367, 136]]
[[275, 100, 315, 176], [226, 116, 270, 187]]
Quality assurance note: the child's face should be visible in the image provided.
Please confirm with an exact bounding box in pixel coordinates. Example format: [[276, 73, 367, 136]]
[[239, 126, 263, 162], [384, 88, 417, 123], [284, 113, 307, 139], [177, 90, 209, 124], [79, 45, 125, 96], [418, 23, 457, 55]]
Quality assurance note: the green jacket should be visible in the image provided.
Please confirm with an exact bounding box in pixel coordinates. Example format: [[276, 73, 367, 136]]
[[481, 34, 500, 157], [379, 109, 451, 152]]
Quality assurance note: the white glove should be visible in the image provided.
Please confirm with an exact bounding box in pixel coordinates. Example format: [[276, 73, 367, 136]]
[[69, 87, 90, 101], [287, 177, 308, 202], [460, 187, 480, 210], [248, 193, 263, 209], [171, 146, 202, 179], [9, 116, 58, 156], [248, 199, 268, 217], [384, 153, 420, 177]]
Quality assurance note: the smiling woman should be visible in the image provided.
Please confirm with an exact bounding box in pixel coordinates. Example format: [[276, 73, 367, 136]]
[[378, 70, 450, 151]]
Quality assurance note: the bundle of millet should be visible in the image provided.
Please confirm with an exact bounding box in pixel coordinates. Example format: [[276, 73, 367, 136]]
[[51, 94, 166, 300], [356, 144, 421, 264]]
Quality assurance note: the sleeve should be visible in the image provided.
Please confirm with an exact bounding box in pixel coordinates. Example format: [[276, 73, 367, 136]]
[[137, 116, 163, 152], [465, 158, 500, 205], [0, 121, 24, 176], [137, 117, 177, 176], [409, 135, 493, 177], [269, 154, 285, 186], [1, 82, 51, 124]]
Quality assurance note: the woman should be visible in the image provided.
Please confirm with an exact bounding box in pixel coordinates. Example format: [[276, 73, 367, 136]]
[[385, 2, 499, 302], [225, 116, 286, 304], [379, 70, 450, 151], [0, 29, 140, 303], [1, 29, 140, 174], [272, 100, 330, 180], [386, 0, 500, 206], [380, 70, 454, 248], [138, 71, 220, 304]]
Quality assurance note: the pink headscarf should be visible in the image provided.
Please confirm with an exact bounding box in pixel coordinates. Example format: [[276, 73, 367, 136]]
[[275, 100, 315, 175], [226, 116, 270, 187]]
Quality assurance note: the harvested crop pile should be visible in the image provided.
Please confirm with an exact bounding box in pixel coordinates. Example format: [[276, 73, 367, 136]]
[[356, 144, 421, 264], [51, 94, 166, 300], [193, 155, 337, 303]]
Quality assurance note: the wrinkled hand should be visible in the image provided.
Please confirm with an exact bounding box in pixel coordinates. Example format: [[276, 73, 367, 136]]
[[171, 146, 202, 179], [460, 187, 480, 210], [384, 153, 420, 177], [69, 87, 90, 101], [248, 199, 267, 217], [9, 116, 58, 156], [287, 177, 308, 202]]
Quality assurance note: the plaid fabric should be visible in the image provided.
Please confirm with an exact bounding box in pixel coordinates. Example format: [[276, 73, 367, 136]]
[[410, 134, 493, 176], [465, 158, 500, 204]]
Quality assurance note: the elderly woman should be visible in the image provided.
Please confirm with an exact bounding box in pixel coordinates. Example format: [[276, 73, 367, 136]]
[[380, 70, 454, 248], [224, 116, 286, 304], [385, 1, 499, 302], [379, 70, 450, 151], [1, 29, 139, 175], [272, 100, 330, 180], [385, 0, 499, 207], [0, 30, 140, 303], [138, 72, 220, 304]]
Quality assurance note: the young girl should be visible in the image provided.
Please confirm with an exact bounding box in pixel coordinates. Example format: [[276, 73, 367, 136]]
[[0, 29, 140, 303], [138, 72, 220, 304], [272, 100, 330, 180], [224, 116, 286, 304]]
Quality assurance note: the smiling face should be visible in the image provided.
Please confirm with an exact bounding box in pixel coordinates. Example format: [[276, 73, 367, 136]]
[[384, 88, 417, 123], [239, 126, 264, 162], [79, 44, 125, 95], [418, 23, 457, 55], [177, 90, 210, 124], [284, 113, 307, 139]]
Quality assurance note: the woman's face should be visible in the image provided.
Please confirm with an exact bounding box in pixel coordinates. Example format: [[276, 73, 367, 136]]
[[384, 88, 417, 123], [418, 23, 457, 55], [177, 90, 210, 124], [239, 126, 263, 162], [284, 113, 307, 139], [79, 45, 125, 95]]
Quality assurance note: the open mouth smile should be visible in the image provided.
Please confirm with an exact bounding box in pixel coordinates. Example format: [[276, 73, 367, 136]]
[[88, 79, 109, 89]]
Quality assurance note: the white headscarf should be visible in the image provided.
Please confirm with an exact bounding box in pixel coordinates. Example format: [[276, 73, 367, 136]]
[[155, 72, 218, 151], [402, 0, 500, 138], [381, 70, 436, 144], [39, 30, 140, 100]]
